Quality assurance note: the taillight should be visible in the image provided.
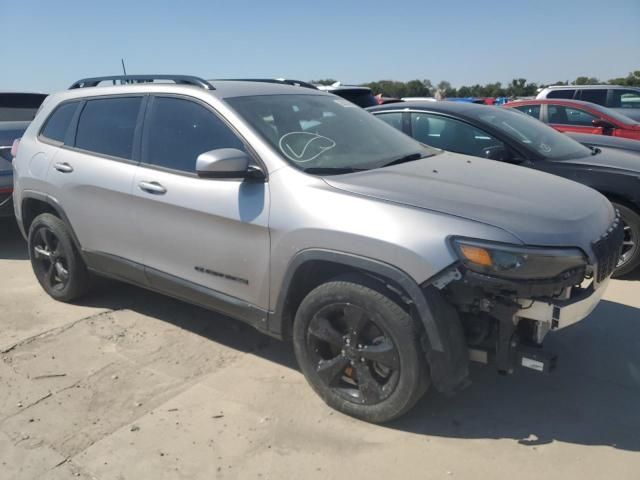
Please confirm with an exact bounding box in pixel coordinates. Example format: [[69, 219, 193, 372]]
[[11, 138, 20, 158]]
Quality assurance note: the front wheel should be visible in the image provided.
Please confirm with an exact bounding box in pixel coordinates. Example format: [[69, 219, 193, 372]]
[[293, 278, 429, 423], [612, 202, 640, 277]]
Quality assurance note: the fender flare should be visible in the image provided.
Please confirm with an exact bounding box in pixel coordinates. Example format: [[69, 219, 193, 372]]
[[20, 190, 84, 254], [270, 248, 444, 352]]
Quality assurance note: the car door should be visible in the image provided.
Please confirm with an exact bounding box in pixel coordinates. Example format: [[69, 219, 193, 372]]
[[132, 94, 270, 313], [44, 95, 147, 283], [545, 104, 602, 134]]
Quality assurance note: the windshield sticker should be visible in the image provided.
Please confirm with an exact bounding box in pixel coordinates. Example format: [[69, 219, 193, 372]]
[[278, 132, 336, 163]]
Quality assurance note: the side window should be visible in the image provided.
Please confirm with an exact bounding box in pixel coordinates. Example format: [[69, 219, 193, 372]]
[[610, 89, 640, 109], [548, 105, 598, 126], [547, 89, 575, 99], [40, 101, 79, 143], [513, 104, 541, 119], [75, 97, 142, 159], [375, 112, 403, 132], [143, 97, 245, 172], [410, 113, 503, 156], [579, 89, 607, 105]]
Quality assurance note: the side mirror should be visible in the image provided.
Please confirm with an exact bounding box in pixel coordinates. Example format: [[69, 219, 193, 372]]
[[482, 145, 516, 162], [196, 148, 264, 180], [592, 118, 615, 131]]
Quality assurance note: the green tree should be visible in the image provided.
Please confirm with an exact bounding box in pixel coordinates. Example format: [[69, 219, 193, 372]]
[[608, 70, 640, 87], [573, 76, 600, 85]]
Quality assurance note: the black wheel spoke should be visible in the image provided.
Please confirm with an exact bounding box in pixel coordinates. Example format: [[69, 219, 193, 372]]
[[46, 262, 57, 287], [354, 363, 384, 404], [42, 228, 54, 250], [342, 305, 368, 336], [308, 315, 343, 347], [316, 355, 349, 386], [358, 338, 399, 369]]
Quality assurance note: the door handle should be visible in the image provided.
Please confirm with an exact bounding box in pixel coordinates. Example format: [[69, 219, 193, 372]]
[[138, 181, 167, 195], [53, 162, 73, 173]]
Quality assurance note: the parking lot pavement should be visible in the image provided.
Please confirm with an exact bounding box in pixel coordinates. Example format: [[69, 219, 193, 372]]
[[1, 217, 639, 480]]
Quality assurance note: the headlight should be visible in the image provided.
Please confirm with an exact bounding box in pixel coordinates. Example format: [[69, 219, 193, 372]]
[[452, 238, 587, 280]]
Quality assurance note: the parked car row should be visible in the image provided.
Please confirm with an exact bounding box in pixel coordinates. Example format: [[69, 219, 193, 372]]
[[0, 92, 47, 216], [9, 74, 625, 423]]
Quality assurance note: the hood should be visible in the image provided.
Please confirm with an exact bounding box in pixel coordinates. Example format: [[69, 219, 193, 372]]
[[324, 152, 613, 248], [563, 147, 640, 172]]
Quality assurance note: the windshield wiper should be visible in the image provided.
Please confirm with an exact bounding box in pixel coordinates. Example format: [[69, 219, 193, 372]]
[[380, 152, 428, 168], [303, 167, 365, 175]]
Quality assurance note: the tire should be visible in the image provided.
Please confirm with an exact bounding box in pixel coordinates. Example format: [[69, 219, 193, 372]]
[[612, 202, 640, 278], [293, 278, 429, 423], [28, 213, 90, 302]]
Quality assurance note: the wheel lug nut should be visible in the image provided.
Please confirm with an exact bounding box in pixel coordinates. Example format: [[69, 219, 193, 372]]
[[357, 344, 362, 349], [360, 357, 365, 363], [341, 350, 345, 356], [350, 360, 355, 365]]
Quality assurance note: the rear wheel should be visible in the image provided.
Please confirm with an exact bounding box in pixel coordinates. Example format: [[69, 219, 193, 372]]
[[293, 278, 429, 423], [612, 202, 640, 277], [28, 213, 90, 301]]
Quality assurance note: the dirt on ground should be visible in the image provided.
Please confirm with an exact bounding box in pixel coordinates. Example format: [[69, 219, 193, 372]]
[[1, 218, 639, 479]]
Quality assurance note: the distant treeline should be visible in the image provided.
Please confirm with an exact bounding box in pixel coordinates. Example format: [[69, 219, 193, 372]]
[[312, 70, 640, 99]]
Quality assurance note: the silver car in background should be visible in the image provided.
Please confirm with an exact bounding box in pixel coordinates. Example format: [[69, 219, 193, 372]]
[[12, 75, 622, 422]]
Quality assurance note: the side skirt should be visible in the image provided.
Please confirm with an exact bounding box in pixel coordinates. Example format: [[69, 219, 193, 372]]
[[83, 251, 273, 337]]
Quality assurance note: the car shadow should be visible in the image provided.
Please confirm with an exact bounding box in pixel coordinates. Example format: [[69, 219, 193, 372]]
[[78, 279, 640, 451], [0, 217, 28, 260], [389, 299, 640, 452]]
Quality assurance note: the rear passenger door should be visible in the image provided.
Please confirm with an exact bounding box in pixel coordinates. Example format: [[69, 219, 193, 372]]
[[132, 95, 270, 312], [44, 95, 147, 283]]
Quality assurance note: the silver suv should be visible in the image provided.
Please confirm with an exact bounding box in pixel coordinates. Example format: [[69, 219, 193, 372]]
[[13, 75, 623, 422], [537, 85, 640, 121]]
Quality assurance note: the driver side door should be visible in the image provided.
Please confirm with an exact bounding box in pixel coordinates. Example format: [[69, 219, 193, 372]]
[[132, 95, 271, 320]]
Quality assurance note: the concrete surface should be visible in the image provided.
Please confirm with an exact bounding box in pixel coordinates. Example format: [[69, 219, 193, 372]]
[[1, 217, 639, 479]]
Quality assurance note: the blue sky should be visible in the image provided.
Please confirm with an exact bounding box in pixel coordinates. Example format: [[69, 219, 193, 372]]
[[3, 0, 639, 93]]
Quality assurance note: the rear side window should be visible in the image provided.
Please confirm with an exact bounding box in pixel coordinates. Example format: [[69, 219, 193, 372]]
[[548, 105, 598, 126], [512, 104, 541, 119], [75, 97, 142, 159], [142, 97, 244, 172], [40, 102, 79, 143], [579, 89, 607, 105], [547, 89, 575, 99]]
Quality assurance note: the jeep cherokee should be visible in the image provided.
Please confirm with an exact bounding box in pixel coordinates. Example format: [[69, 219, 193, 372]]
[[12, 75, 623, 422]]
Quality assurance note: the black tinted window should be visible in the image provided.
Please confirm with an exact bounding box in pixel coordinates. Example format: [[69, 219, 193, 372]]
[[143, 97, 244, 172], [410, 113, 503, 155], [75, 97, 142, 159], [579, 89, 607, 105], [332, 90, 378, 108], [548, 105, 598, 126], [41, 102, 79, 143], [547, 89, 575, 99], [610, 89, 640, 109], [0, 93, 47, 121]]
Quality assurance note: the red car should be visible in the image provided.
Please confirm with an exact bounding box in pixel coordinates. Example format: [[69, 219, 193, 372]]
[[504, 99, 640, 141]]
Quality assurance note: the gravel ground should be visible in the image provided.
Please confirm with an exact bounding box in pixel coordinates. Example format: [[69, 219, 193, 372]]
[[1, 217, 639, 479]]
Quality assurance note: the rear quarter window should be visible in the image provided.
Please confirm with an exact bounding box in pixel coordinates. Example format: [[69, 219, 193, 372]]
[[40, 102, 80, 143]]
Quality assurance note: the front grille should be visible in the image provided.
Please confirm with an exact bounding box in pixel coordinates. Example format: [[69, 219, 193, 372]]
[[592, 214, 624, 282]]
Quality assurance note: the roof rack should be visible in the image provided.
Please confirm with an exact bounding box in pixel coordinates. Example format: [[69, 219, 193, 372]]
[[210, 78, 318, 90], [69, 75, 215, 90]]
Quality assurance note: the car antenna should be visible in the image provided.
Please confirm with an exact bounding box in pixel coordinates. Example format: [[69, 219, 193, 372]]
[[121, 58, 128, 84]]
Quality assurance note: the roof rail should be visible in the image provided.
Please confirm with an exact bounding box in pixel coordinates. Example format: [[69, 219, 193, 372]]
[[69, 75, 215, 90], [210, 78, 318, 90]]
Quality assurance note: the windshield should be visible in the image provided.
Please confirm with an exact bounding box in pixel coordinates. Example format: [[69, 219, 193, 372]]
[[479, 107, 592, 160], [226, 94, 436, 173], [587, 103, 640, 125]]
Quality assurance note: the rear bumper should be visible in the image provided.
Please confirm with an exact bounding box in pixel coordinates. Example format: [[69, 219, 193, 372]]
[[516, 279, 609, 330]]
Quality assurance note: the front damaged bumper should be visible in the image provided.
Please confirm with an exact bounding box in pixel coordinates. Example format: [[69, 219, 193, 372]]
[[515, 278, 609, 331]]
